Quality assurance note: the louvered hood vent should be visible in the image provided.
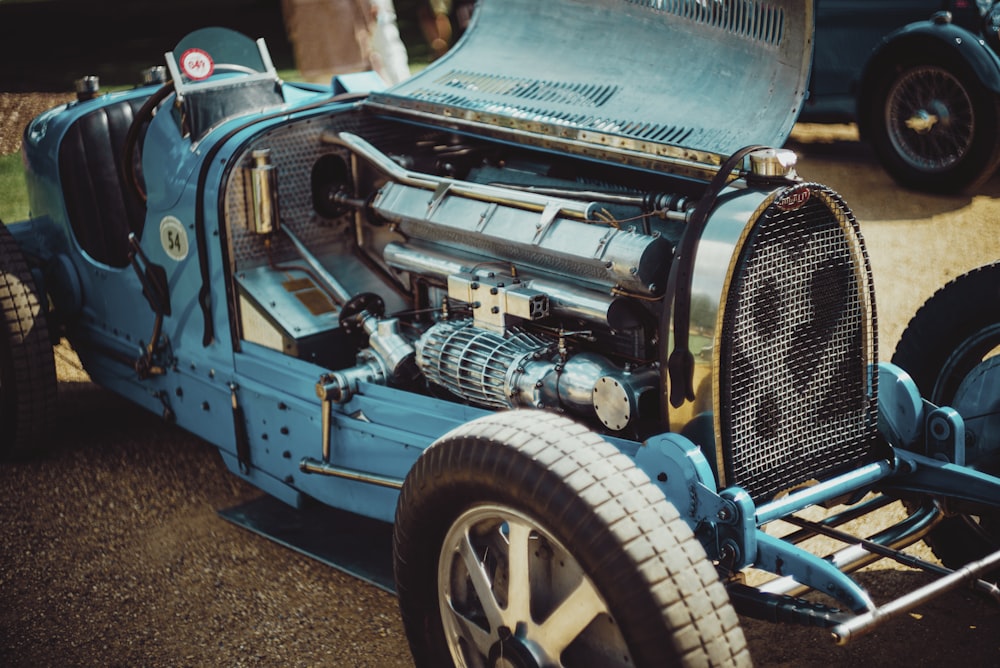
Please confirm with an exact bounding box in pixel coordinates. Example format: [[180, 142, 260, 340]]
[[366, 0, 813, 170]]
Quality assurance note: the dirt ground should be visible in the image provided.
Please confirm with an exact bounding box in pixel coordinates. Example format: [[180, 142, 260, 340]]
[[1, 93, 1000, 666]]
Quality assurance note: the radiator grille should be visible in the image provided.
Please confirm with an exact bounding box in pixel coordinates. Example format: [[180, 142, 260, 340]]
[[717, 185, 878, 502]]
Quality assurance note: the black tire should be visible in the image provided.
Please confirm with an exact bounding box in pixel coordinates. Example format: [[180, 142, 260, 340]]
[[863, 49, 1000, 193], [0, 222, 56, 460], [892, 262, 1000, 570], [393, 410, 750, 668]]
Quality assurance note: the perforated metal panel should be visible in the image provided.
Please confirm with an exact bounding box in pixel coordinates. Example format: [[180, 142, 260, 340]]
[[223, 116, 356, 270], [222, 110, 464, 270], [717, 186, 879, 502]]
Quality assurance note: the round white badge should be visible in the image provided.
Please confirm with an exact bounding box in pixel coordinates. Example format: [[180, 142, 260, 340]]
[[159, 216, 189, 261], [180, 48, 214, 80]]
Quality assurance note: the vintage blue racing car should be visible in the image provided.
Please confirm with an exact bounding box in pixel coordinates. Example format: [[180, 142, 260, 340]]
[[2, 1, 998, 666]]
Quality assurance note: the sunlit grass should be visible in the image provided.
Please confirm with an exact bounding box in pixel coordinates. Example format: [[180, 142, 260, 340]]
[[0, 152, 27, 223]]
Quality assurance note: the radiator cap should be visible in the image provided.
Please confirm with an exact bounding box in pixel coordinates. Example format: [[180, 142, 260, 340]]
[[749, 148, 799, 179]]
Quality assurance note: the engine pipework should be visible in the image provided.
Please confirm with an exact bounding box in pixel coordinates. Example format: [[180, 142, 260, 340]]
[[316, 294, 416, 404], [415, 319, 658, 432], [324, 131, 674, 297], [382, 241, 645, 331]]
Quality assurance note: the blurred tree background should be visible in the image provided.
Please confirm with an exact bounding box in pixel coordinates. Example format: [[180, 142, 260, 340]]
[[0, 0, 437, 91]]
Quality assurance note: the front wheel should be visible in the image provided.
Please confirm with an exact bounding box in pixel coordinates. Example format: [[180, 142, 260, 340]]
[[892, 262, 1000, 570], [863, 52, 1000, 193], [393, 410, 750, 668], [0, 221, 56, 459]]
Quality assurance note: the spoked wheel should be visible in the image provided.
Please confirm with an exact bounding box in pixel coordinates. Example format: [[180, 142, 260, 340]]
[[892, 262, 1000, 571], [393, 410, 750, 668], [864, 52, 1000, 193], [0, 221, 56, 459]]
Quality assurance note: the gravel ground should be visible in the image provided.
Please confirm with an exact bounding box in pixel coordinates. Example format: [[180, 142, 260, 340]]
[[1, 93, 999, 667], [0, 93, 71, 156]]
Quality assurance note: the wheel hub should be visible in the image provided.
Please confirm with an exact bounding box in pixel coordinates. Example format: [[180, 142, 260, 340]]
[[488, 625, 544, 668], [951, 355, 1000, 466], [905, 108, 938, 134], [906, 101, 951, 135]]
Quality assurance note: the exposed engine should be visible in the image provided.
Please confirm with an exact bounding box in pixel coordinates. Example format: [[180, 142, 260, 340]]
[[227, 114, 692, 438], [224, 110, 878, 499]]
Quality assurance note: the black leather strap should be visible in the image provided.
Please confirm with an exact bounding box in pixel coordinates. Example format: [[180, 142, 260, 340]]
[[665, 145, 767, 408]]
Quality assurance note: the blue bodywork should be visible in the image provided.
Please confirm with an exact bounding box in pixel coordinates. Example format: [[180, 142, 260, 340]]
[[6, 18, 1000, 651], [17, 67, 425, 522]]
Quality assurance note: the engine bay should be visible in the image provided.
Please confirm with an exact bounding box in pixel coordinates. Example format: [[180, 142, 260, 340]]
[[223, 109, 704, 439]]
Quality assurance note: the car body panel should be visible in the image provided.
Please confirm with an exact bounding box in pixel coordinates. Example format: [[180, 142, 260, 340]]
[[373, 0, 813, 175]]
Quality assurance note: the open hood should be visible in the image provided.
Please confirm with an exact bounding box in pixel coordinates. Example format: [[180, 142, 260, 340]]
[[366, 0, 813, 171]]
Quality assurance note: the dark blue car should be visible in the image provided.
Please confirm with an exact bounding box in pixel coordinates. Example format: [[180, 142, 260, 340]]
[[803, 0, 1000, 192]]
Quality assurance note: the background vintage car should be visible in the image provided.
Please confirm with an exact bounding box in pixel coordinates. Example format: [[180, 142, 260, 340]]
[[803, 0, 1000, 192]]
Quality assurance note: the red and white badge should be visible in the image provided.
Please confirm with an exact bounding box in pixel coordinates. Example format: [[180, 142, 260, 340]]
[[180, 48, 214, 80]]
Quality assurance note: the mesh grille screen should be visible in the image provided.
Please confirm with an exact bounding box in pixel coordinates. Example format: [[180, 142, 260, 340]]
[[223, 111, 431, 269], [224, 116, 354, 269], [718, 186, 878, 502]]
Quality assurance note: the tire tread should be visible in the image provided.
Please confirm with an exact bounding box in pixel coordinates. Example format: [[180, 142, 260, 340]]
[[395, 410, 751, 667], [891, 262, 1000, 571], [0, 222, 56, 459]]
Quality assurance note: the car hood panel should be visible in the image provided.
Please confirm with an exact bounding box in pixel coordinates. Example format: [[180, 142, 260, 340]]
[[368, 0, 813, 165]]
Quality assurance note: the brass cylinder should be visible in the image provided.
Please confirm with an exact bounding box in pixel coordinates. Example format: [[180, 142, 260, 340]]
[[250, 149, 280, 235]]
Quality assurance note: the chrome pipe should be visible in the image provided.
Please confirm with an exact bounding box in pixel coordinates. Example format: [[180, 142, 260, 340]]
[[756, 461, 895, 525], [758, 504, 941, 598], [490, 183, 693, 222], [299, 457, 404, 489], [383, 241, 466, 280], [831, 547, 1000, 644], [778, 494, 896, 546], [530, 278, 642, 330], [784, 514, 999, 601], [496, 183, 648, 206], [322, 131, 595, 220]]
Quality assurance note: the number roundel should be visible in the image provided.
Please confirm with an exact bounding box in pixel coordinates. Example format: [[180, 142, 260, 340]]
[[159, 216, 189, 261], [180, 48, 214, 80]]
